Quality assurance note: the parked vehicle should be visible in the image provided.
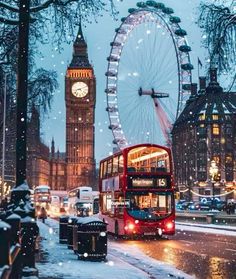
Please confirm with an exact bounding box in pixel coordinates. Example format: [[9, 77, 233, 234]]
[[175, 200, 186, 210], [188, 202, 211, 211], [215, 201, 227, 211], [181, 201, 194, 210]]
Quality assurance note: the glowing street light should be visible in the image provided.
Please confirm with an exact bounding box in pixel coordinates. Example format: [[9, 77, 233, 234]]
[[209, 160, 219, 209]]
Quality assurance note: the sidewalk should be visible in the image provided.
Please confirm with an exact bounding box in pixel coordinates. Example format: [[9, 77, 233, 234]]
[[35, 218, 193, 279], [176, 210, 236, 226], [176, 221, 236, 235]]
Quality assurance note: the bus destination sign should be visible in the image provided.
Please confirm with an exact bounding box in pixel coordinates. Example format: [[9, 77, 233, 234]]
[[132, 178, 153, 187], [131, 178, 168, 188]]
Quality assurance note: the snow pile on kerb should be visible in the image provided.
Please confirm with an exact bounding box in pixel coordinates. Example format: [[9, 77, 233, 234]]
[[36, 218, 194, 279]]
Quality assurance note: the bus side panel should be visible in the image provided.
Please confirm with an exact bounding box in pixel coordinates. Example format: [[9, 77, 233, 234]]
[[98, 214, 125, 236]]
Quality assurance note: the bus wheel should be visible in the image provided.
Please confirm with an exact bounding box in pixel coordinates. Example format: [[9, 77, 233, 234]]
[[115, 221, 119, 237]]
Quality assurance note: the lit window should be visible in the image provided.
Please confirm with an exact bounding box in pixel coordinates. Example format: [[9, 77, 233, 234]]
[[212, 114, 219, 120], [212, 124, 220, 135], [199, 114, 205, 120], [225, 155, 232, 164], [212, 156, 220, 164]]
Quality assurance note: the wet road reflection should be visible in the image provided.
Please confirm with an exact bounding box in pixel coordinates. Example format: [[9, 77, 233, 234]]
[[113, 230, 236, 279]]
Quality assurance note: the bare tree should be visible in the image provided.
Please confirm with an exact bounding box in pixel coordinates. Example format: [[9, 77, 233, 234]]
[[0, 0, 118, 116], [198, 1, 236, 90], [0, 0, 118, 45]]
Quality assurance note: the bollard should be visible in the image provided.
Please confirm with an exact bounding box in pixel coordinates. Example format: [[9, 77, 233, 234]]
[[21, 216, 39, 277], [206, 213, 215, 224], [59, 215, 69, 244], [76, 217, 107, 260], [13, 206, 26, 219], [72, 218, 79, 253], [0, 220, 11, 267], [6, 213, 21, 245], [0, 209, 6, 221], [67, 217, 77, 250]]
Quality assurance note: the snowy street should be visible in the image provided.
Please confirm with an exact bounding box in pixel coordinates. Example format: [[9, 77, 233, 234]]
[[35, 219, 193, 279], [34, 219, 236, 279]]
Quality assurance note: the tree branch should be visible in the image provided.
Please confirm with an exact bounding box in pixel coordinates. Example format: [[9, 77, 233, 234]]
[[30, 0, 78, 13], [0, 16, 19, 25], [0, 1, 19, 13]]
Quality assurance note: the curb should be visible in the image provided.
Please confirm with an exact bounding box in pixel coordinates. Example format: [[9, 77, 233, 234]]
[[176, 221, 236, 232]]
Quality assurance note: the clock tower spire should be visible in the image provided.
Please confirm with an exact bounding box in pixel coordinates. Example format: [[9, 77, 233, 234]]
[[65, 23, 96, 190]]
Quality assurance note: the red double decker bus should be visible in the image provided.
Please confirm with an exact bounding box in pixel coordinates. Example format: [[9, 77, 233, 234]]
[[99, 143, 175, 237]]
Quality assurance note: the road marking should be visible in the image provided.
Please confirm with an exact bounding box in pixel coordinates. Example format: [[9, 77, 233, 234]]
[[180, 240, 193, 245], [226, 248, 236, 252], [215, 240, 228, 244]]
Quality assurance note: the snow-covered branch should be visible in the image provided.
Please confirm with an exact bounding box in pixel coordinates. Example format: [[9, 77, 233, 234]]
[[0, 16, 18, 25], [0, 1, 18, 13], [30, 0, 78, 13]]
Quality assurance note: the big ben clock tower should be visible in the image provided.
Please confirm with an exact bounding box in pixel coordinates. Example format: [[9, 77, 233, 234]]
[[65, 24, 96, 190]]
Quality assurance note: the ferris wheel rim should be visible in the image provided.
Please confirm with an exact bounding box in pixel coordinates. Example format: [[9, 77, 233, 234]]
[[106, 5, 193, 149]]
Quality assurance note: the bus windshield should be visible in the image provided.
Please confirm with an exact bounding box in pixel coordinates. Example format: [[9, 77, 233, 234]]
[[125, 191, 173, 221]]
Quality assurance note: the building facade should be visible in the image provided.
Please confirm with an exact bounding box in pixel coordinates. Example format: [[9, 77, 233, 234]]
[[27, 106, 50, 188], [1, 25, 96, 193], [172, 68, 236, 202], [65, 24, 96, 190]]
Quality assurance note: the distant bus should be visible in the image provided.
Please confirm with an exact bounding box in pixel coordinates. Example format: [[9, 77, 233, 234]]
[[50, 195, 61, 214], [34, 185, 51, 210], [49, 191, 70, 216], [99, 143, 175, 237], [68, 186, 99, 216]]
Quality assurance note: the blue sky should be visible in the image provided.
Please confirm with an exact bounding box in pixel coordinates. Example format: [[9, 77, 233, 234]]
[[39, 0, 206, 166]]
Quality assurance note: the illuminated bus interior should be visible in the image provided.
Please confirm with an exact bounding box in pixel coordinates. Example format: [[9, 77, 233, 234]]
[[127, 146, 170, 173]]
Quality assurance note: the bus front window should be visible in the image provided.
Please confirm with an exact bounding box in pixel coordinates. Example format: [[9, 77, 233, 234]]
[[75, 202, 93, 216], [126, 192, 173, 220]]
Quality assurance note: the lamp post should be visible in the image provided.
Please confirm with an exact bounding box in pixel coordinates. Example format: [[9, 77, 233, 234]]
[[209, 160, 219, 210], [1, 73, 7, 201]]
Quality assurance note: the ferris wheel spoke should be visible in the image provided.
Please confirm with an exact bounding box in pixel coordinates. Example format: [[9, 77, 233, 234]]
[[106, 5, 192, 149]]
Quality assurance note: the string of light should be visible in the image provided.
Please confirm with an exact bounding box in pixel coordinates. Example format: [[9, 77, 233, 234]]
[[189, 189, 235, 197]]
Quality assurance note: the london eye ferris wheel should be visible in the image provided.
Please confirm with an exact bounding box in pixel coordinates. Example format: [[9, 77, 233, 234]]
[[105, 1, 194, 149]]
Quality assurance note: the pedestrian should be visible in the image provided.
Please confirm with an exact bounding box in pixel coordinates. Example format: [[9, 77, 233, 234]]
[[226, 203, 231, 215], [230, 202, 235, 215], [40, 207, 47, 223]]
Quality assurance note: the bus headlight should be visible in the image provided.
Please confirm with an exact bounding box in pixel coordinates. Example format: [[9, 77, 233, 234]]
[[124, 223, 135, 231]]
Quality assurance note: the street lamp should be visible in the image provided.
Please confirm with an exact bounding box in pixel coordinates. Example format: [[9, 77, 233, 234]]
[[209, 160, 219, 209], [1, 73, 7, 201]]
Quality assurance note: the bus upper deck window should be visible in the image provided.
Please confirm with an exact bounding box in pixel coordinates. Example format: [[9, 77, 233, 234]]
[[118, 155, 124, 173]]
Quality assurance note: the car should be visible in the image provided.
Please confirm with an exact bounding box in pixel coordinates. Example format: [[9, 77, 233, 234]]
[[188, 202, 211, 211], [175, 200, 186, 210], [215, 201, 226, 211], [198, 202, 211, 211], [181, 201, 194, 210]]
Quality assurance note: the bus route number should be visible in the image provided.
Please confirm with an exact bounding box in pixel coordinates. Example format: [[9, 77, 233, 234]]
[[157, 178, 167, 187]]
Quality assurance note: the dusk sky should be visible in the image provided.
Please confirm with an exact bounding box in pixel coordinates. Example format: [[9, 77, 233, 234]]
[[39, 0, 210, 166]]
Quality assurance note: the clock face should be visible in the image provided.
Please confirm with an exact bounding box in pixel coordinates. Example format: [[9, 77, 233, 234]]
[[71, 82, 88, 98]]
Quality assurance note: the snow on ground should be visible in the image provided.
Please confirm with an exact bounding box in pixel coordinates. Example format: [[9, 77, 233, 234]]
[[36, 218, 194, 279], [176, 222, 236, 236]]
